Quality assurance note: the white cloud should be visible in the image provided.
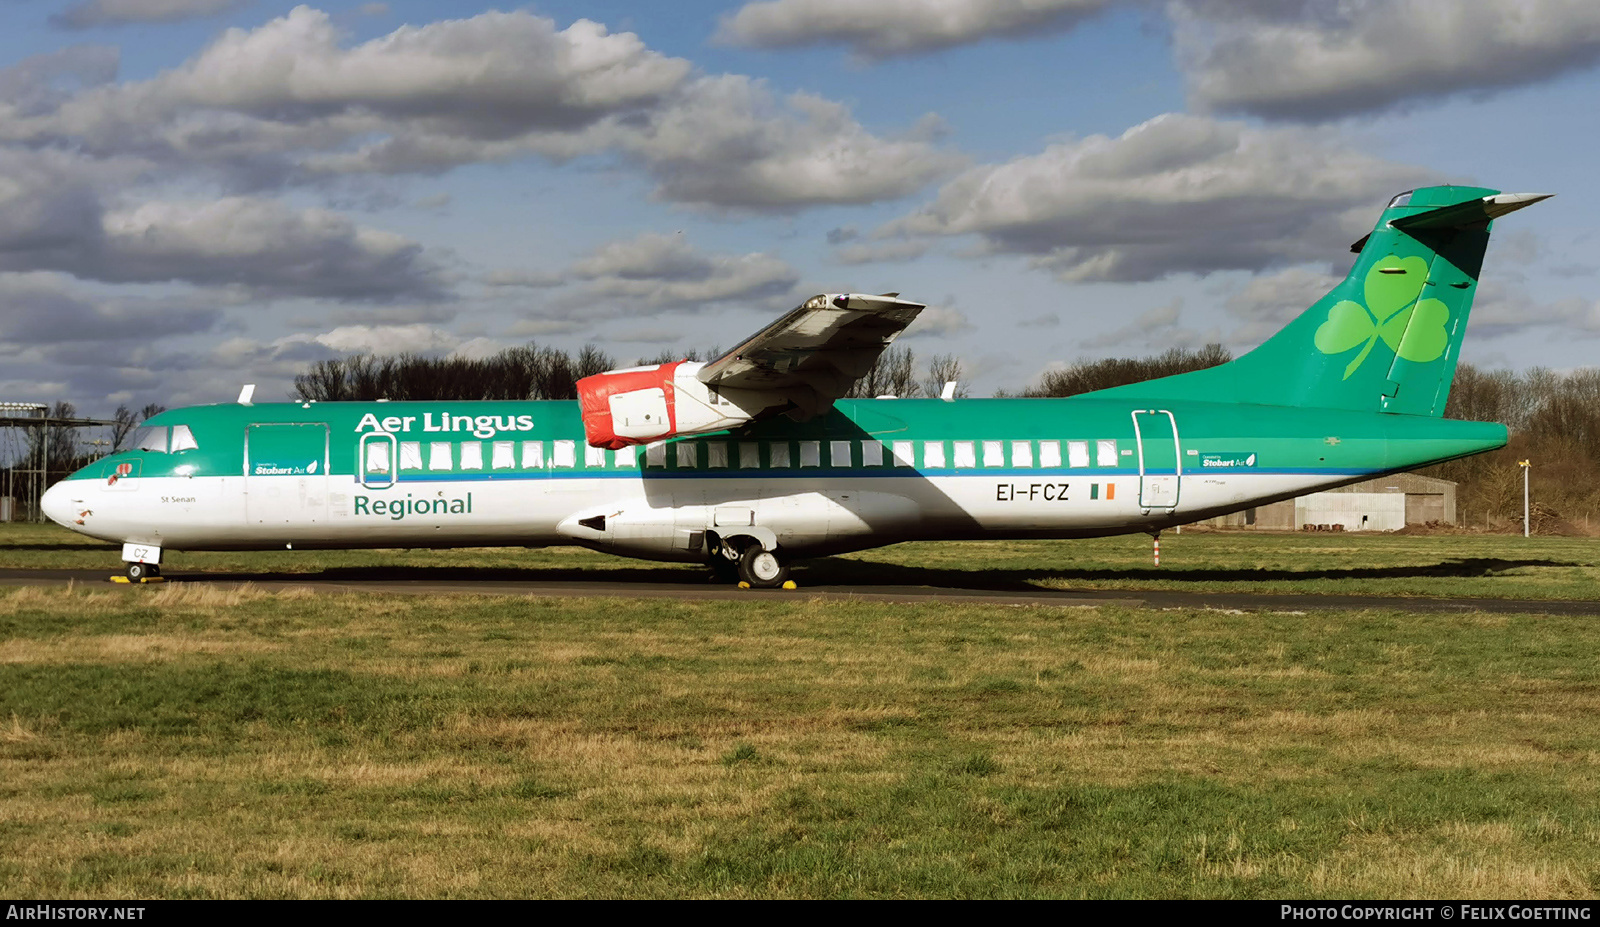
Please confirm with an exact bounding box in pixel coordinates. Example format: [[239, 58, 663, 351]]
[[1173, 0, 1600, 120], [484, 269, 565, 289], [1223, 266, 1343, 344], [1079, 298, 1198, 350], [606, 76, 964, 211], [0, 272, 223, 346], [899, 304, 972, 338], [1466, 282, 1600, 339], [282, 323, 462, 356], [3, 7, 956, 212], [885, 113, 1435, 282], [506, 318, 586, 337], [163, 8, 689, 129], [834, 240, 929, 265], [567, 232, 799, 308], [52, 0, 241, 30], [82, 197, 450, 300], [716, 0, 1109, 58]]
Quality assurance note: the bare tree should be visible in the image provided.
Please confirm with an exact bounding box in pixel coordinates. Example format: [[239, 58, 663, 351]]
[[922, 353, 970, 399], [846, 346, 921, 398], [1024, 344, 1232, 397]]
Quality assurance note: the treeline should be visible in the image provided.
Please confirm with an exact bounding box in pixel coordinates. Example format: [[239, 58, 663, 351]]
[[294, 345, 616, 402], [291, 343, 972, 402], [1016, 344, 1233, 397], [1423, 365, 1600, 530]]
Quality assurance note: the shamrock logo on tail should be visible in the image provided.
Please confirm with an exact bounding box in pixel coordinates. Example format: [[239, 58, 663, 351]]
[[1314, 255, 1451, 379]]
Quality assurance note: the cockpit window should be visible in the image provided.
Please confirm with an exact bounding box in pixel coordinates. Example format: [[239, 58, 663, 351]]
[[133, 426, 168, 452], [170, 424, 199, 452], [1387, 191, 1413, 208]]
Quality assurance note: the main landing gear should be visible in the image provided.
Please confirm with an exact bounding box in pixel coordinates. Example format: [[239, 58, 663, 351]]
[[738, 547, 789, 589], [708, 537, 793, 589]]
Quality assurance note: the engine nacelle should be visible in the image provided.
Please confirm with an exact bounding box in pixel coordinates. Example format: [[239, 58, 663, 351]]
[[577, 361, 787, 449]]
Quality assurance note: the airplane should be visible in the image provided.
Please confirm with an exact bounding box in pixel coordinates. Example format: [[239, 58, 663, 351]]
[[41, 184, 1547, 588]]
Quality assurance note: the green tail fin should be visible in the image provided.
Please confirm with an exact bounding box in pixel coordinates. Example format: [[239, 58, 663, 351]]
[[1092, 185, 1550, 417]]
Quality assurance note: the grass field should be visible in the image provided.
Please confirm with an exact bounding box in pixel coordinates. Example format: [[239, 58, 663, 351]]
[[3, 579, 1600, 898], [4, 525, 1600, 897], [4, 521, 1600, 601]]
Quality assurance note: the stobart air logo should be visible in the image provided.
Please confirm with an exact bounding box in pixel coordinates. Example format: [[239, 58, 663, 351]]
[[1314, 255, 1450, 379]]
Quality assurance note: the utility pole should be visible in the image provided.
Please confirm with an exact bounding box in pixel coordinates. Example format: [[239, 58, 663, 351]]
[[1519, 459, 1531, 538]]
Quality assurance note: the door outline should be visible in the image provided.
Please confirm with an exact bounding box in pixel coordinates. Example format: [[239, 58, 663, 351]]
[[244, 423, 330, 524], [1131, 409, 1181, 511], [359, 432, 398, 490]]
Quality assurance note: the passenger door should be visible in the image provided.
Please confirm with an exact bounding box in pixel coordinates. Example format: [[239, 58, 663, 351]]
[[244, 423, 330, 525], [1132, 410, 1182, 511]]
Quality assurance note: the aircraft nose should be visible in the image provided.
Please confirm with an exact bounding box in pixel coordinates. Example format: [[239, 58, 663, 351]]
[[40, 481, 75, 528]]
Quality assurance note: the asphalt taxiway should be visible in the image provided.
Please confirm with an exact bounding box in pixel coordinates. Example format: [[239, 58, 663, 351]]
[[2, 566, 1596, 615]]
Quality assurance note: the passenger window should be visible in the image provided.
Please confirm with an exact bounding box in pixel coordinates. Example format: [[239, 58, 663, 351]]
[[676, 443, 698, 468], [891, 441, 913, 467], [830, 440, 852, 467], [614, 446, 636, 467], [428, 442, 452, 470], [1039, 440, 1061, 468], [982, 441, 1003, 467], [133, 426, 168, 452], [953, 441, 976, 469], [645, 442, 667, 467], [365, 441, 391, 474], [1068, 440, 1090, 468], [707, 442, 728, 468], [799, 441, 820, 467], [861, 441, 884, 467], [923, 441, 946, 468], [170, 425, 199, 452], [400, 441, 423, 470], [361, 433, 395, 489], [585, 445, 606, 467], [769, 442, 792, 469], [553, 440, 576, 468], [521, 440, 544, 469], [492, 441, 515, 469], [1097, 440, 1118, 467], [738, 442, 761, 469], [1012, 441, 1033, 467], [460, 442, 484, 470]]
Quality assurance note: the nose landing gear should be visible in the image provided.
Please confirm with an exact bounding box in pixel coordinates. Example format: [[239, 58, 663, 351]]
[[118, 561, 163, 583]]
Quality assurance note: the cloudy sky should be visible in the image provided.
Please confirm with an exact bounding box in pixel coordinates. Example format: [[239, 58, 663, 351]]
[[2, 0, 1598, 413]]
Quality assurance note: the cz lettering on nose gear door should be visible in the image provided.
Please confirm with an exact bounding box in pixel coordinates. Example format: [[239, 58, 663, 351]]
[[996, 483, 1070, 502]]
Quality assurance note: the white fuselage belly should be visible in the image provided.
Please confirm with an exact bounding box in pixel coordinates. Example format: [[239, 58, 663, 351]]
[[71, 469, 1361, 554]]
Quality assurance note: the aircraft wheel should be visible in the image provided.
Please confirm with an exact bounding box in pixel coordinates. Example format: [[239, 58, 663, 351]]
[[124, 561, 150, 582], [737, 547, 788, 589]]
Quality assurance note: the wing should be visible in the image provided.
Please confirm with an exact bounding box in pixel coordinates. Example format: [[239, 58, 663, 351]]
[[697, 292, 925, 414]]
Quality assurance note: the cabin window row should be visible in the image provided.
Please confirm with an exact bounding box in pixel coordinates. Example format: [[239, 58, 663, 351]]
[[368, 439, 630, 473], [365, 437, 1123, 474], [642, 438, 1122, 470]]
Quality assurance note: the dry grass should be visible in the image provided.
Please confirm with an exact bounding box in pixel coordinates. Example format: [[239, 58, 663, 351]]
[[3, 585, 1600, 898]]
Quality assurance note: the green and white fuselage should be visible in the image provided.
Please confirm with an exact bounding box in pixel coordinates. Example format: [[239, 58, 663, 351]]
[[38, 184, 1544, 582], [43, 394, 1502, 556]]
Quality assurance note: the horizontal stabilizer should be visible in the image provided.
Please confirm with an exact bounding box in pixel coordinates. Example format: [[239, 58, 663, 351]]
[[1391, 192, 1552, 231]]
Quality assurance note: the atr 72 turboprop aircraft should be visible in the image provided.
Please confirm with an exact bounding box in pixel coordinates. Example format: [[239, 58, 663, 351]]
[[43, 185, 1546, 587]]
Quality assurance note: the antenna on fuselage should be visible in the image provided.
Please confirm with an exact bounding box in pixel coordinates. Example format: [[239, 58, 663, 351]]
[[237, 384, 255, 405], [940, 381, 958, 401]]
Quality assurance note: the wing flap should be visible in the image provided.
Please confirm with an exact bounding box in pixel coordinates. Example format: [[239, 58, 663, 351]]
[[697, 293, 925, 409]]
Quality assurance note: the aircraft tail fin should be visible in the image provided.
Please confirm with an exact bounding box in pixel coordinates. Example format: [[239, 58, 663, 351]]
[[1091, 186, 1550, 417]]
